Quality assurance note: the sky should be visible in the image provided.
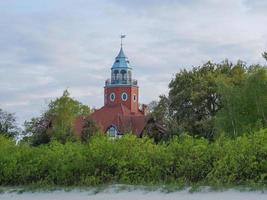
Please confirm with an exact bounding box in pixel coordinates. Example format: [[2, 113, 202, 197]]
[[0, 0, 267, 125]]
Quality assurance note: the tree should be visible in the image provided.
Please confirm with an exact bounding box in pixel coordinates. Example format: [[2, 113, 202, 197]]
[[0, 108, 18, 138], [215, 67, 267, 137], [22, 115, 52, 146], [47, 90, 91, 143], [168, 62, 218, 139], [23, 90, 91, 145], [148, 95, 180, 138], [81, 118, 100, 142], [148, 95, 171, 126], [215, 78, 243, 137], [142, 117, 168, 143], [167, 60, 246, 139]]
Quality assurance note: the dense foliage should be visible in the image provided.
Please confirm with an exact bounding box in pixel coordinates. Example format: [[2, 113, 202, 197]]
[[23, 90, 91, 145], [81, 118, 101, 142], [1, 129, 267, 187], [216, 67, 267, 137], [151, 60, 267, 140], [0, 109, 19, 138], [0, 56, 266, 188]]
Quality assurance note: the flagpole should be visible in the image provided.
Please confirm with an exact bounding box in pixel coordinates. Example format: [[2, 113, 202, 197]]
[[120, 34, 126, 48]]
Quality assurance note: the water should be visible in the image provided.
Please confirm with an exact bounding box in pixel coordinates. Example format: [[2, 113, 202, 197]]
[[1, 188, 267, 200]]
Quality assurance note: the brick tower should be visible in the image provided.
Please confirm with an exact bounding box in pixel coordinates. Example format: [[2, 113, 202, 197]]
[[75, 36, 148, 138], [104, 42, 139, 113]]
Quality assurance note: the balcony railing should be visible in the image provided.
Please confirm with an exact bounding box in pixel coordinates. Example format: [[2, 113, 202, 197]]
[[105, 79, 138, 86]]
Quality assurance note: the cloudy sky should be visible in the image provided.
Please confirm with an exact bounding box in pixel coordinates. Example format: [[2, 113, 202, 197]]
[[0, 0, 267, 125]]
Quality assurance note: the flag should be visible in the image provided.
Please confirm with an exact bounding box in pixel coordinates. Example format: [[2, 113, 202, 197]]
[[121, 35, 126, 38]]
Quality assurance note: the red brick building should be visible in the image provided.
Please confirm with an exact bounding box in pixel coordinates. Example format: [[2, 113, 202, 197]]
[[75, 41, 149, 137]]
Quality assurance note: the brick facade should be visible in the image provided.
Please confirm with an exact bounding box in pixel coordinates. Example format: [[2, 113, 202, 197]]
[[104, 85, 139, 113]]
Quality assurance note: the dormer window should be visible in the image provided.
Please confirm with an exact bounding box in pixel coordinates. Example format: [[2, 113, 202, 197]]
[[116, 60, 119, 63], [106, 125, 120, 138]]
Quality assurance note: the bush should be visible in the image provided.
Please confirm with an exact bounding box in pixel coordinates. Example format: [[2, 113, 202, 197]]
[[0, 130, 267, 187], [208, 129, 267, 185]]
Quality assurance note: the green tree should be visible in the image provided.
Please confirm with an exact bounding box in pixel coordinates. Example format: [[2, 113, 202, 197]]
[[0, 108, 18, 138], [163, 60, 247, 139], [215, 78, 243, 137], [48, 90, 91, 143], [148, 95, 172, 126], [23, 90, 91, 145], [167, 61, 246, 139], [216, 67, 267, 137], [148, 95, 179, 139], [22, 115, 51, 146], [81, 117, 100, 142]]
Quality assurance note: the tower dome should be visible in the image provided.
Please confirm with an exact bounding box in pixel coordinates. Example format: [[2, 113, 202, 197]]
[[112, 47, 132, 69], [107, 39, 136, 86]]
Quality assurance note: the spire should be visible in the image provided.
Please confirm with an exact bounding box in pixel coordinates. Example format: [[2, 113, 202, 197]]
[[106, 35, 137, 87], [116, 47, 127, 58], [112, 35, 131, 69], [117, 34, 127, 58]]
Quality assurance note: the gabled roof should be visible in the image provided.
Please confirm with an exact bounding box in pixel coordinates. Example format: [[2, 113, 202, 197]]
[[74, 104, 148, 136]]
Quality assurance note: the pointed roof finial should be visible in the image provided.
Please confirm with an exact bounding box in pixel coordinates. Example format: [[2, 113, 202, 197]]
[[112, 35, 131, 69], [120, 34, 126, 48]]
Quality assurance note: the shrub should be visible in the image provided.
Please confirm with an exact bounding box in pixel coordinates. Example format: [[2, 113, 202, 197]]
[[0, 130, 267, 187]]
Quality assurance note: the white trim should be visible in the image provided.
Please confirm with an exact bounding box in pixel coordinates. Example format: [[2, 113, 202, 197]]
[[105, 85, 139, 88], [121, 92, 128, 101], [106, 125, 120, 138]]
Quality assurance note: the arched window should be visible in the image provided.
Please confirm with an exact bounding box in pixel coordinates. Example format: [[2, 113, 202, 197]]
[[120, 70, 127, 81], [113, 70, 119, 80], [128, 71, 132, 81], [106, 125, 119, 138]]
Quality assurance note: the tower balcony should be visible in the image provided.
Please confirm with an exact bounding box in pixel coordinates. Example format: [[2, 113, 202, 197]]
[[105, 79, 138, 86]]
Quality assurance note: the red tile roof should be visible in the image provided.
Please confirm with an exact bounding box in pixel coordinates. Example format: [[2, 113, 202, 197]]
[[74, 103, 148, 136]]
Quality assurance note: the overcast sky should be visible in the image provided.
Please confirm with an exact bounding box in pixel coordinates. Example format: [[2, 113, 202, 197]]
[[0, 0, 267, 125]]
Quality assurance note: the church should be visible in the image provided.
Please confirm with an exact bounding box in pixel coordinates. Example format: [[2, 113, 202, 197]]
[[75, 38, 154, 138]]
